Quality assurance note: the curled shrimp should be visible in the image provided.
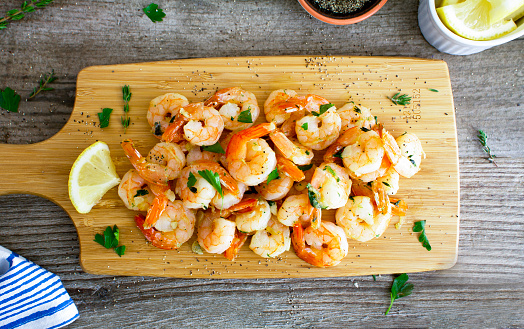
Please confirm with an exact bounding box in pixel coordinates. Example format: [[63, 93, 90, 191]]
[[393, 132, 425, 178], [186, 145, 222, 165], [309, 162, 352, 210], [235, 198, 272, 233], [134, 200, 195, 250], [375, 167, 400, 195], [264, 89, 300, 125], [335, 194, 392, 242], [280, 109, 305, 138], [254, 154, 301, 201], [296, 104, 341, 150], [226, 123, 277, 186], [118, 169, 156, 211], [121, 139, 185, 185], [205, 87, 260, 131], [175, 161, 240, 209], [211, 181, 247, 210], [269, 130, 314, 166], [197, 215, 236, 254], [291, 221, 348, 268], [277, 193, 321, 229], [338, 127, 385, 179], [147, 93, 189, 137], [250, 216, 291, 258], [337, 102, 376, 134]]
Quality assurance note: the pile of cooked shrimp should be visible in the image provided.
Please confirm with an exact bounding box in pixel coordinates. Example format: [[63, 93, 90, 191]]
[[118, 87, 425, 268]]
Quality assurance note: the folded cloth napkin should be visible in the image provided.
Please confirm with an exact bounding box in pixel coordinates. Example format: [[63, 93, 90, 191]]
[[0, 246, 79, 329]]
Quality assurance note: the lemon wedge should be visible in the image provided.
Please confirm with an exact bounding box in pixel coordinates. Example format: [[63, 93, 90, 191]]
[[69, 141, 121, 214], [487, 0, 524, 24], [437, 0, 517, 41], [440, 0, 463, 6]]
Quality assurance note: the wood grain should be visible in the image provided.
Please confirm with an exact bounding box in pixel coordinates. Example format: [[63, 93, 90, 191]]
[[0, 0, 522, 327], [0, 56, 459, 278]]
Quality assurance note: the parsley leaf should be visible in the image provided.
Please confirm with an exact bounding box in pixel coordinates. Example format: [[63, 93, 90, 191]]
[[333, 149, 343, 158], [385, 273, 413, 315], [94, 225, 126, 257], [353, 106, 361, 113], [324, 166, 338, 181], [202, 142, 225, 154], [360, 127, 370, 132], [266, 168, 280, 185], [143, 3, 166, 22], [413, 220, 431, 251], [306, 183, 325, 209], [311, 103, 334, 117], [300, 122, 308, 130], [388, 93, 411, 106], [97, 108, 113, 128], [187, 172, 197, 193], [237, 109, 253, 123], [134, 189, 149, 198], [297, 164, 313, 171], [0, 87, 21, 112], [198, 169, 222, 197]]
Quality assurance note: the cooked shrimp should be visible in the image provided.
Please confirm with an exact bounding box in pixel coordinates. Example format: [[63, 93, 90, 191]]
[[121, 139, 185, 185], [296, 104, 341, 150], [186, 145, 222, 165], [255, 175, 293, 201], [226, 123, 277, 186], [211, 181, 247, 210], [277, 194, 321, 228], [197, 215, 236, 254], [175, 161, 240, 209], [205, 87, 260, 131], [335, 195, 392, 242], [250, 216, 291, 258], [339, 127, 385, 178], [134, 200, 195, 250], [375, 167, 400, 195], [351, 179, 390, 215], [235, 198, 271, 233], [393, 132, 425, 178], [291, 221, 348, 268], [270, 130, 314, 166], [264, 89, 299, 125], [147, 93, 189, 137], [309, 162, 352, 210], [223, 230, 248, 261], [118, 169, 155, 211], [337, 102, 376, 133], [280, 110, 305, 138]]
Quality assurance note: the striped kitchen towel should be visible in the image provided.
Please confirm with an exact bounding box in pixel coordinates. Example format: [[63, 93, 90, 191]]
[[0, 246, 79, 329]]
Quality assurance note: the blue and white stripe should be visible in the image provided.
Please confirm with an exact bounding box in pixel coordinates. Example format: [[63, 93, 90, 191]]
[[0, 246, 79, 329]]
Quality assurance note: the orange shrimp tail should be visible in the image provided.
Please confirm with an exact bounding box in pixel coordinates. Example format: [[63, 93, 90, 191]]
[[391, 199, 408, 216], [275, 96, 306, 113], [135, 214, 179, 250], [276, 154, 304, 182], [381, 128, 401, 165], [223, 230, 248, 261], [144, 196, 168, 229], [162, 114, 188, 142], [227, 198, 258, 213], [226, 123, 276, 158], [291, 223, 324, 268], [121, 139, 142, 165]]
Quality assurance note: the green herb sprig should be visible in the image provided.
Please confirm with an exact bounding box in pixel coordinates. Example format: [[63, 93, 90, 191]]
[[121, 85, 131, 132], [477, 129, 497, 166], [413, 220, 431, 251], [312, 103, 334, 117], [187, 172, 197, 193], [202, 142, 225, 154], [94, 225, 126, 256], [385, 273, 413, 315], [237, 109, 253, 123], [143, 3, 165, 23], [98, 108, 113, 128], [266, 168, 280, 185], [388, 92, 411, 106], [28, 70, 56, 100], [0, 87, 21, 113], [306, 183, 325, 209], [198, 170, 223, 197], [0, 0, 54, 30]]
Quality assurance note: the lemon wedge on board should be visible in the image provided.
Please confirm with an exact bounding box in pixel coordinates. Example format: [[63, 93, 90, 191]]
[[68, 141, 121, 214], [437, 0, 517, 41]]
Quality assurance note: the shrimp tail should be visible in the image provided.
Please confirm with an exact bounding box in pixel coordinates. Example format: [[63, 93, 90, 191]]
[[276, 154, 304, 182], [135, 214, 180, 250], [291, 223, 323, 267], [144, 195, 168, 229], [162, 113, 188, 142], [121, 139, 143, 165], [223, 230, 248, 261], [391, 199, 408, 217], [226, 122, 276, 158]]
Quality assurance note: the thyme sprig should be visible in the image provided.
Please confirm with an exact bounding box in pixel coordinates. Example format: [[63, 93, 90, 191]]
[[477, 129, 497, 166], [0, 0, 54, 30], [121, 85, 131, 132], [28, 70, 56, 100], [388, 92, 411, 106]]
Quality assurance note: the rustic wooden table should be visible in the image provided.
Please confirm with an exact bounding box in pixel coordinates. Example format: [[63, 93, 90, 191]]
[[0, 0, 522, 328]]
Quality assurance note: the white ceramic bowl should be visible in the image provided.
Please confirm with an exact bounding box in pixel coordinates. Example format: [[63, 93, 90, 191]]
[[418, 0, 524, 55]]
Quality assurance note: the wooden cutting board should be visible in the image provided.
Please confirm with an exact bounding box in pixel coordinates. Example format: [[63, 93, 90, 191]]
[[0, 56, 459, 278]]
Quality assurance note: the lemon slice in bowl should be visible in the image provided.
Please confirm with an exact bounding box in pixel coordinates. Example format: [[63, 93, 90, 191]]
[[437, 0, 517, 41], [487, 0, 524, 24], [69, 141, 121, 214]]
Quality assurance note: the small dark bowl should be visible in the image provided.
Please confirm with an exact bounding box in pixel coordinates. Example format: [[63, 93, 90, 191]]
[[297, 0, 388, 25]]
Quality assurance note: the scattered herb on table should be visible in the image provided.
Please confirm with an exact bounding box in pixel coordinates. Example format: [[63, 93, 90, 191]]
[[0, 87, 21, 112], [388, 92, 411, 106], [198, 169, 223, 197], [143, 3, 165, 23], [266, 168, 280, 185], [372, 274, 377, 281], [428, 88, 439, 92], [0, 0, 54, 30], [312, 103, 334, 117], [97, 108, 113, 128], [121, 85, 131, 132], [28, 70, 57, 100], [413, 220, 431, 251], [202, 142, 225, 154], [477, 129, 497, 166], [385, 273, 413, 315], [94, 225, 126, 257], [237, 109, 253, 123]]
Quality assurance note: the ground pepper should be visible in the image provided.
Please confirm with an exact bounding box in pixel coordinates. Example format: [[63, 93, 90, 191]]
[[310, 0, 372, 15]]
